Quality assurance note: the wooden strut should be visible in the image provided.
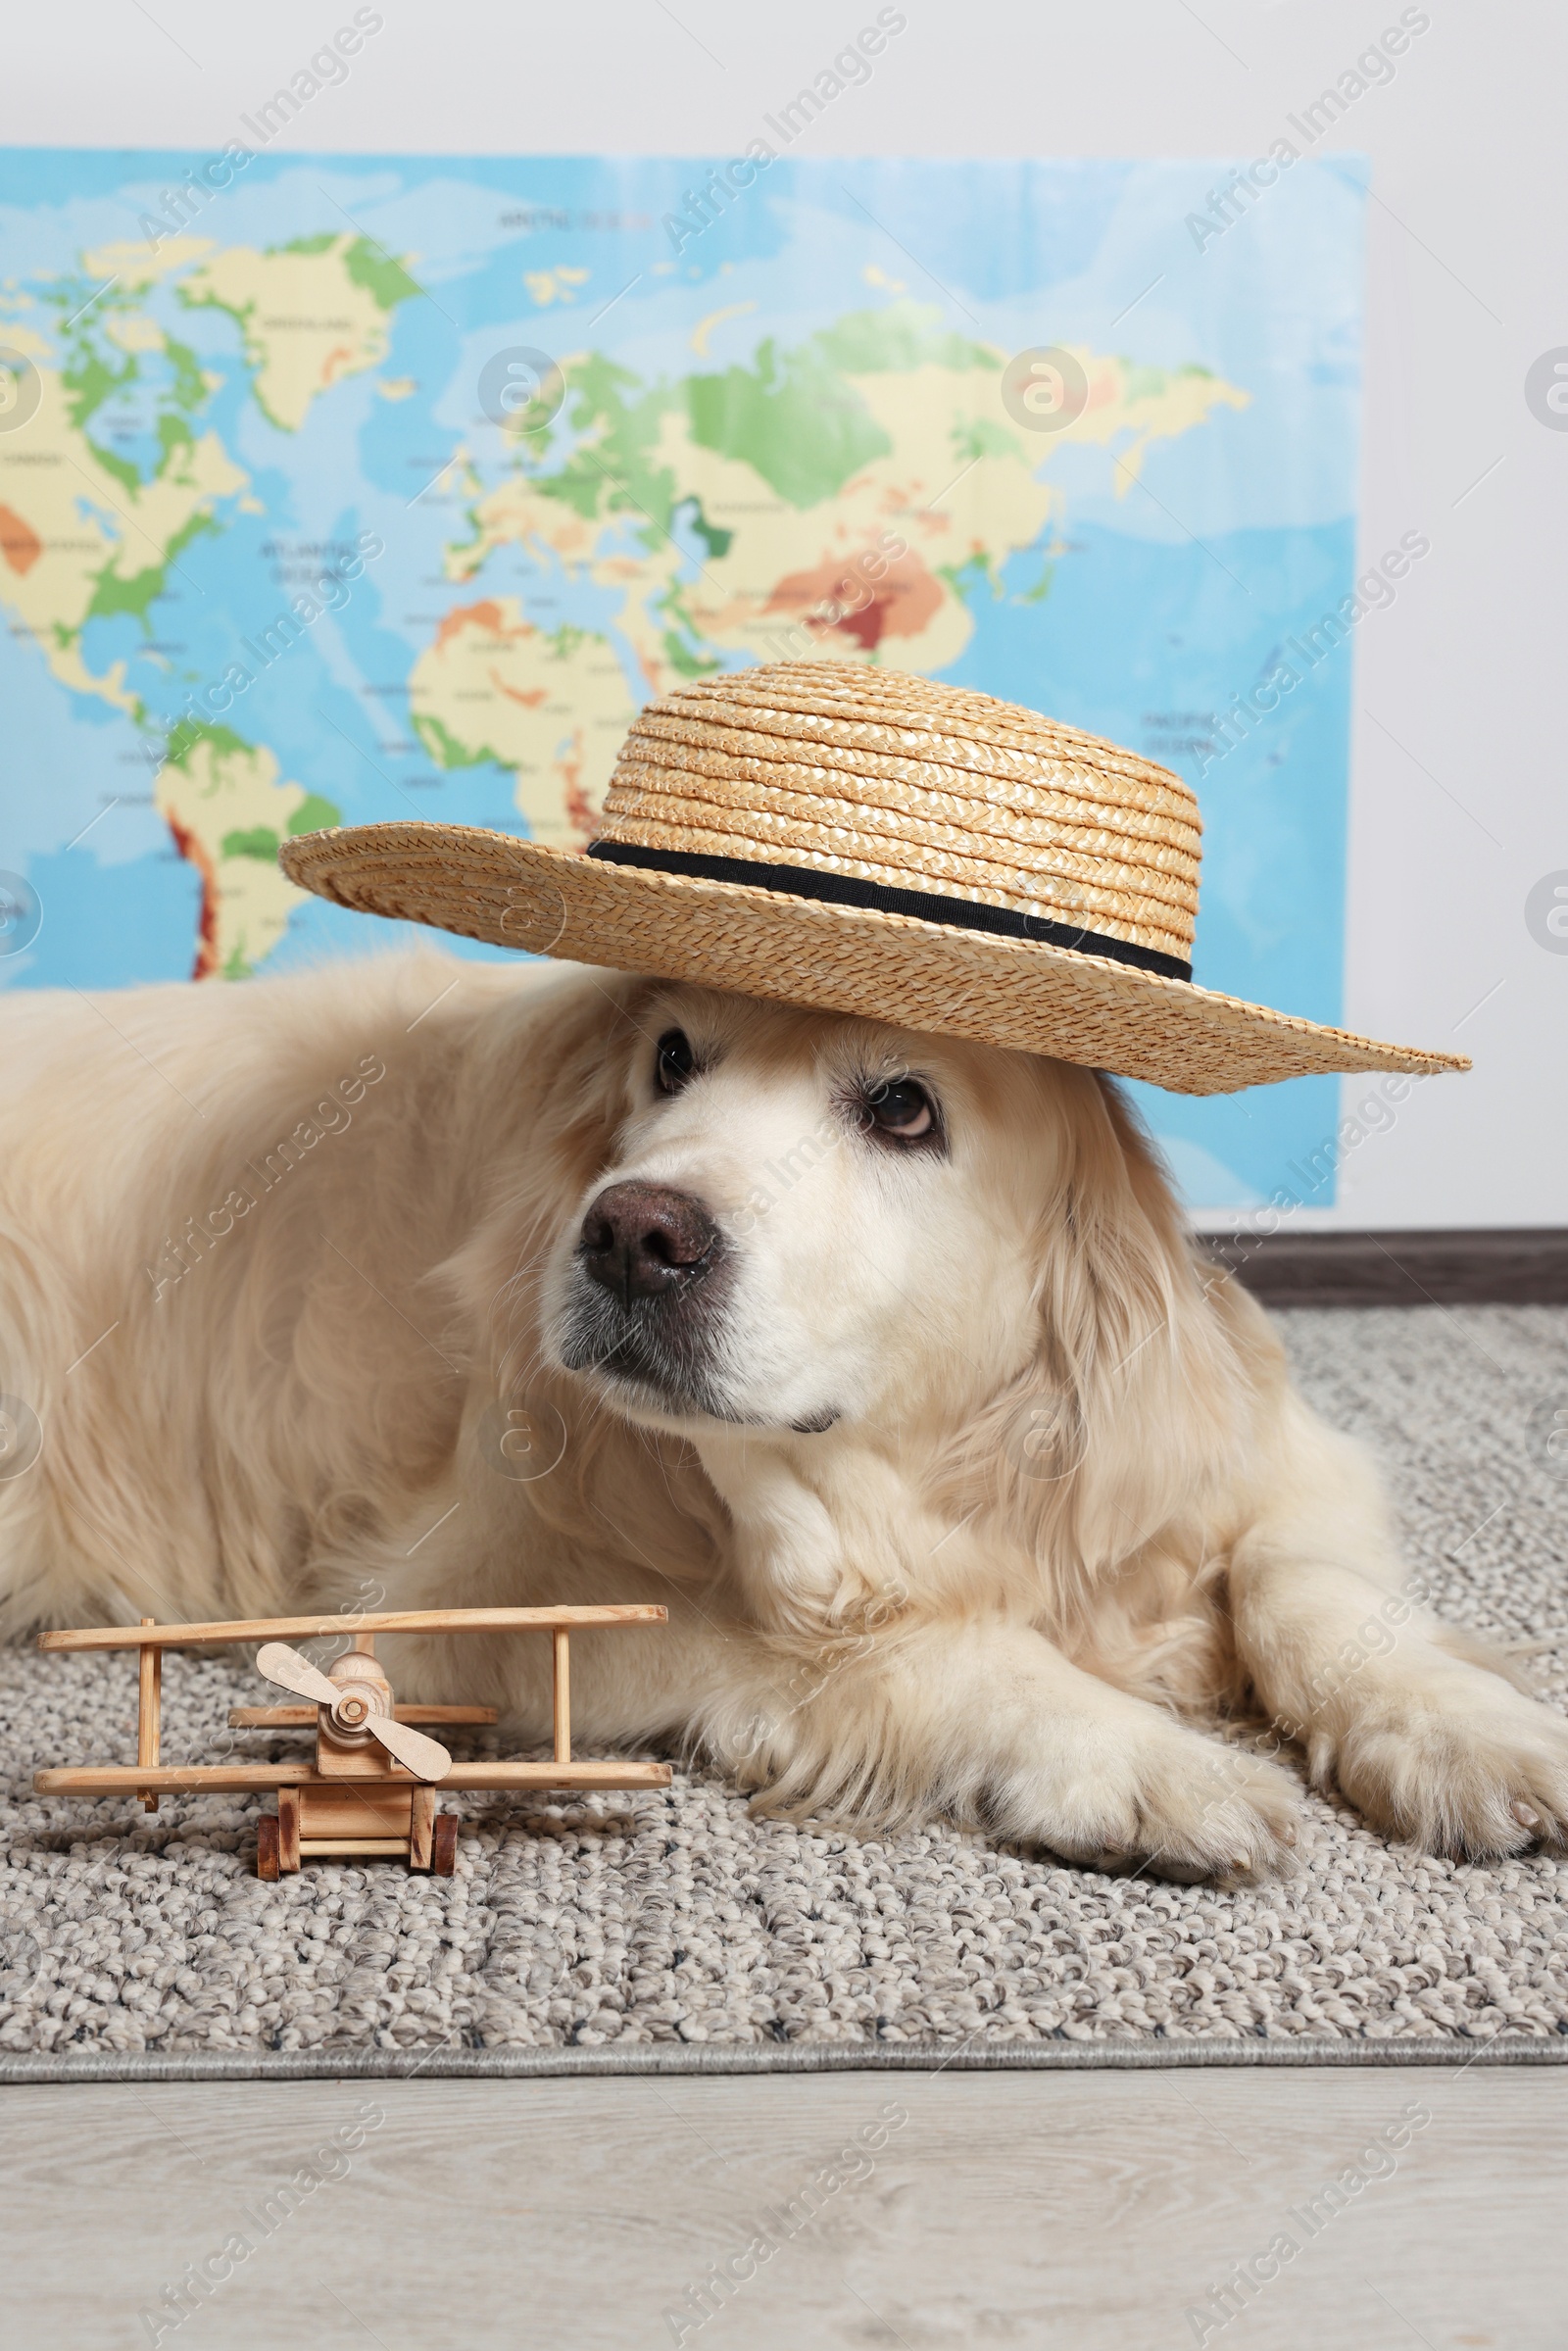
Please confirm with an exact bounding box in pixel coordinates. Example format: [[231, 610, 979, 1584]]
[[136, 1617, 161, 1814], [553, 1628, 570, 1766], [35, 1762, 671, 1794], [226, 1704, 499, 1729], [38, 1604, 666, 1651]]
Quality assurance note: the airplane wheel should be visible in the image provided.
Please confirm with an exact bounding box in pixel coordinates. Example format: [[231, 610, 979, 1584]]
[[432, 1814, 459, 1877], [257, 1815, 281, 1882]]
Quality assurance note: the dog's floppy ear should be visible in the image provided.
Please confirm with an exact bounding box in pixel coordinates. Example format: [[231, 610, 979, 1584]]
[[429, 970, 728, 1576], [937, 1065, 1256, 1640], [433, 966, 644, 1377]]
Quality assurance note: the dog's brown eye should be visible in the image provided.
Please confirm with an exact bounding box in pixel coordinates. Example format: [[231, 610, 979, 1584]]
[[862, 1077, 936, 1142], [656, 1029, 696, 1095]]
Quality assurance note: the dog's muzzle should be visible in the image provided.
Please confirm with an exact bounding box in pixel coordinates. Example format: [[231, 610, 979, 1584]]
[[557, 1180, 733, 1415]]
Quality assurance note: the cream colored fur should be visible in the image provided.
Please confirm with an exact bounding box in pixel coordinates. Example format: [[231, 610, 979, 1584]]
[[2, 948, 1563, 1879]]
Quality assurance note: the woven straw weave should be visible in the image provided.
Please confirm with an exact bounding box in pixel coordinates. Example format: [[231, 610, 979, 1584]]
[[278, 662, 1467, 1099], [619, 670, 1200, 960]]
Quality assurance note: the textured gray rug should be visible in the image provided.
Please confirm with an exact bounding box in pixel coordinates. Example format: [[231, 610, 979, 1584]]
[[3, 1306, 1567, 2080]]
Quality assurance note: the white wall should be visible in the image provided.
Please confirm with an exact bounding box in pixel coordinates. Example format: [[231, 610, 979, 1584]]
[[4, 0, 1564, 1229]]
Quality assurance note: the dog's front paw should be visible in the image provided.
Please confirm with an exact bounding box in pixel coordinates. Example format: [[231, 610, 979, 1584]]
[[1322, 1665, 1568, 1859], [999, 1719, 1300, 1886]]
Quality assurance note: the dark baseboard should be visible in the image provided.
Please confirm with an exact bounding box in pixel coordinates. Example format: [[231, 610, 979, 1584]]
[[1203, 1228, 1568, 1308]]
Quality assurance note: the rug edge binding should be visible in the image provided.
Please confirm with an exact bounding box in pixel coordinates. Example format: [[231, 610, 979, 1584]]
[[3, 2035, 1565, 2084]]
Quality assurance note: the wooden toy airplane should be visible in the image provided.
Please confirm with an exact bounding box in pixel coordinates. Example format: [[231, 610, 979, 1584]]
[[32, 1605, 670, 1878]]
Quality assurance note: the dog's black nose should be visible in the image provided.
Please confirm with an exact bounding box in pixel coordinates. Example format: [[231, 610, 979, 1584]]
[[579, 1181, 718, 1305]]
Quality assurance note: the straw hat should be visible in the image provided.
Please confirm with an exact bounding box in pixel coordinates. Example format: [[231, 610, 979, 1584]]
[[279, 662, 1467, 1097]]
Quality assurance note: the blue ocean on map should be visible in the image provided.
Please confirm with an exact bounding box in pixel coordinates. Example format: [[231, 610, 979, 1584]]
[[0, 149, 1370, 1208]]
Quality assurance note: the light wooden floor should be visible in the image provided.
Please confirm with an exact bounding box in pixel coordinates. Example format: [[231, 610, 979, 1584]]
[[4, 2066, 1562, 2349]]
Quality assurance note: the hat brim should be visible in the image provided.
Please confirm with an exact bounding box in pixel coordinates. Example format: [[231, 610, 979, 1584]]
[[279, 822, 1468, 1099]]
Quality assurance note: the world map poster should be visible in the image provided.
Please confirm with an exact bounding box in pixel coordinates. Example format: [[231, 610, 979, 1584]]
[[0, 150, 1370, 1209]]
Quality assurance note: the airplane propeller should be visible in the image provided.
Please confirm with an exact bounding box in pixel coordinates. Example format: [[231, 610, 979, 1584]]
[[255, 1642, 452, 1782]]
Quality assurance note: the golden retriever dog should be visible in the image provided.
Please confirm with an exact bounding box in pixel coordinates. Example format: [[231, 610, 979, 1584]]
[[2, 947, 1563, 1880]]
